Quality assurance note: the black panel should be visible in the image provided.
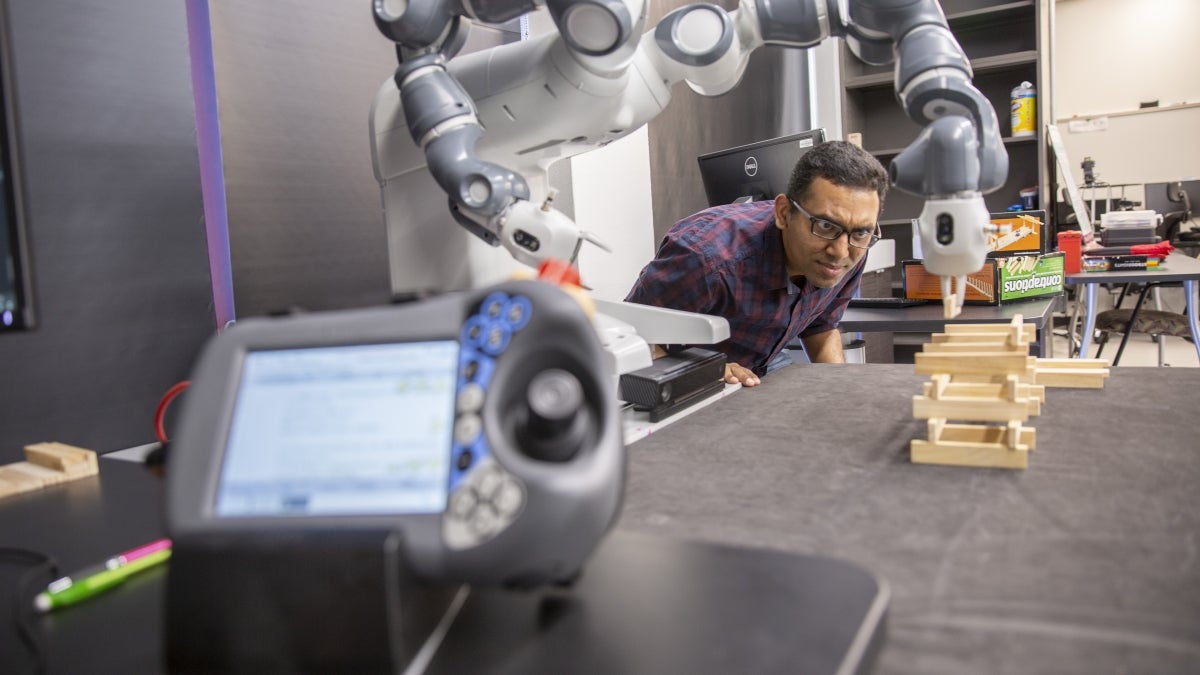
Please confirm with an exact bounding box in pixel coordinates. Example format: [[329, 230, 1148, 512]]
[[0, 0, 213, 462], [0, 0, 32, 332]]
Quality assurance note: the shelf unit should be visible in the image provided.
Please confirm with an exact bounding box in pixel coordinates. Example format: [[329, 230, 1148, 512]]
[[840, 0, 1053, 280]]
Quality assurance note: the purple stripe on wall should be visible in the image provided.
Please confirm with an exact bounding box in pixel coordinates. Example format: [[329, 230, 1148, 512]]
[[185, 0, 235, 330]]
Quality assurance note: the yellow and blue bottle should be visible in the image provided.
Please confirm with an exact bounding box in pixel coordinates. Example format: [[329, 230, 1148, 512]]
[[1010, 81, 1036, 138]]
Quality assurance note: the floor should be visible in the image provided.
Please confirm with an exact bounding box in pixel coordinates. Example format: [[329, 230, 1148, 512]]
[[1055, 330, 1198, 367]]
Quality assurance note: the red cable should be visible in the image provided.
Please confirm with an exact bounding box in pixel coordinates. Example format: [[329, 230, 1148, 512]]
[[154, 381, 192, 444]]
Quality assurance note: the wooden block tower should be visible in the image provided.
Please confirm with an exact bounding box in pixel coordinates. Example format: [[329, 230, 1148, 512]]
[[911, 315, 1109, 469]]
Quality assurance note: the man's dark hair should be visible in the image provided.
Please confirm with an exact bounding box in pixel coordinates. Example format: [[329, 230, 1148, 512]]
[[786, 140, 888, 211]]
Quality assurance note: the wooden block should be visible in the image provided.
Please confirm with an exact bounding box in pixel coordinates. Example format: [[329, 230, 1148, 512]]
[[928, 417, 946, 442], [25, 442, 98, 474], [929, 374, 949, 400], [7, 461, 64, 485], [911, 439, 1029, 469], [0, 464, 47, 493], [922, 340, 1026, 354], [913, 395, 1030, 422], [930, 422, 1036, 448], [921, 381, 1045, 406], [1036, 358, 1108, 370], [1008, 315, 1024, 347], [1006, 420, 1021, 450], [943, 323, 1035, 340], [942, 295, 961, 319], [915, 352, 1035, 378], [911, 421, 1037, 469], [926, 331, 1022, 341], [930, 330, 1035, 344], [0, 442, 99, 501], [1033, 368, 1109, 388]]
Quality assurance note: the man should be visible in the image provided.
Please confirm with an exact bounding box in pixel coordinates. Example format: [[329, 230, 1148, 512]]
[[625, 140, 888, 387]]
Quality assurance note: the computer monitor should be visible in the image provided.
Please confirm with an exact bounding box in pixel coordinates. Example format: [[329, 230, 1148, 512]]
[[1144, 180, 1198, 219], [697, 129, 827, 207], [0, 2, 33, 332]]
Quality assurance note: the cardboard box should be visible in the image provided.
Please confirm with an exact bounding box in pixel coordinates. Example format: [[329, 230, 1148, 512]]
[[987, 210, 1047, 256], [911, 210, 1048, 259], [902, 252, 1065, 305]]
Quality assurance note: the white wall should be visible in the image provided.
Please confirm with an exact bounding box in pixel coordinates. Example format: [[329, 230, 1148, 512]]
[[1054, 0, 1200, 192], [572, 127, 657, 302]]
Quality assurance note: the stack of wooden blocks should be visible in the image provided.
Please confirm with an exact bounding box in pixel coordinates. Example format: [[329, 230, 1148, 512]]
[[911, 316, 1110, 469], [0, 442, 99, 499]]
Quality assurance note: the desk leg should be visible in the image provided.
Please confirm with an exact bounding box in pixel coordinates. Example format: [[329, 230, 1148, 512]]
[[1078, 283, 1098, 359], [1185, 279, 1200, 364]]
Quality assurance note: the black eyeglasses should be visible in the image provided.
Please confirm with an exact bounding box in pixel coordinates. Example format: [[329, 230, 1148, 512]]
[[791, 200, 880, 249]]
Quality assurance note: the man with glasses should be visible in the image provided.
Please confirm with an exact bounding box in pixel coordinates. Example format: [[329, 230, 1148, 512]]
[[626, 141, 888, 386]]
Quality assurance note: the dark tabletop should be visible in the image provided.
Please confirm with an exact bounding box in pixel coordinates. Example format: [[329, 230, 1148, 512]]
[[3, 365, 1199, 674], [1066, 250, 1200, 285], [618, 363, 1200, 674]]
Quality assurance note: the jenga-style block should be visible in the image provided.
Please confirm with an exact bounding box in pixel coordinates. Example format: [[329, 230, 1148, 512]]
[[25, 442, 99, 474], [913, 395, 1030, 422], [0, 443, 99, 500], [911, 420, 1036, 469], [915, 352, 1035, 378]]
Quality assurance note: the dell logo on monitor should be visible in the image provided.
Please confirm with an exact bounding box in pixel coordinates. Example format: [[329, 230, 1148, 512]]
[[744, 157, 758, 176]]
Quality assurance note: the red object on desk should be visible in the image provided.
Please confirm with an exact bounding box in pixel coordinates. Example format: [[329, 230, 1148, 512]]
[[1057, 231, 1082, 274], [1087, 242, 1175, 257]]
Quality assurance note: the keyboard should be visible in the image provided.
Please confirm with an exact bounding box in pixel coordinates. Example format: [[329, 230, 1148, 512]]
[[847, 297, 927, 309]]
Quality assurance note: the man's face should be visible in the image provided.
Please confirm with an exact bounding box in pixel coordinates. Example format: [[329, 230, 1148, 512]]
[[773, 177, 880, 289]]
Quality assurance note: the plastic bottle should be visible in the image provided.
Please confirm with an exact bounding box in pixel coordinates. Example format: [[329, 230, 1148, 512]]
[[1010, 81, 1036, 138]]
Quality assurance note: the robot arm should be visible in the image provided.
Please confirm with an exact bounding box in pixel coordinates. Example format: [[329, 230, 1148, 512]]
[[836, 0, 1008, 317], [371, 0, 1006, 317]]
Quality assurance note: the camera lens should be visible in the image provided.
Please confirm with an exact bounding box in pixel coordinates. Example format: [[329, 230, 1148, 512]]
[[936, 213, 954, 245]]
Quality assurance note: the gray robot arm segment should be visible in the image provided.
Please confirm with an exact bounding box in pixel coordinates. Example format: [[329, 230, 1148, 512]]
[[373, 0, 459, 49], [546, 0, 634, 57], [896, 72, 1007, 194], [374, 0, 542, 49], [753, 0, 830, 47], [396, 55, 531, 233]]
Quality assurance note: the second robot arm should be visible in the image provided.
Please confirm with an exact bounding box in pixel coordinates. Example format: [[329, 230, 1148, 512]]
[[371, 0, 1007, 316]]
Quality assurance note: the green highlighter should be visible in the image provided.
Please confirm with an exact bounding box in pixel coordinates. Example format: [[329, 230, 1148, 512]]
[[34, 548, 172, 613]]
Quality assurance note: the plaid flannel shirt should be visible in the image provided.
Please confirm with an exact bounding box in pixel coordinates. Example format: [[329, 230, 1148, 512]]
[[625, 200, 864, 376]]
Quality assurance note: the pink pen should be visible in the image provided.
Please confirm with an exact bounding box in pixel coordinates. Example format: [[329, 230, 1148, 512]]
[[117, 538, 172, 565]]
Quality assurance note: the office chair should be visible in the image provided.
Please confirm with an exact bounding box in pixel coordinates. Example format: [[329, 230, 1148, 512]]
[[1157, 181, 1199, 245], [1094, 281, 1193, 366]]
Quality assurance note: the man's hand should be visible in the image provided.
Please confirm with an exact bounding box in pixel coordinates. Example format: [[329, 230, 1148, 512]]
[[724, 362, 760, 387]]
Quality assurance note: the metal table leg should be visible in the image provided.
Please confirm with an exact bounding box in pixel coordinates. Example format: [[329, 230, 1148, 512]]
[[1078, 283, 1098, 358], [1185, 279, 1200, 364]]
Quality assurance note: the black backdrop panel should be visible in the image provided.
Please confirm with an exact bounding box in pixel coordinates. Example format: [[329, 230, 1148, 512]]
[[0, 0, 214, 463]]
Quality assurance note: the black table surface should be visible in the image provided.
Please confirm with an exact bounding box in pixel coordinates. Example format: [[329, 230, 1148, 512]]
[[4, 364, 1199, 674], [619, 364, 1200, 674], [1, 464, 886, 675]]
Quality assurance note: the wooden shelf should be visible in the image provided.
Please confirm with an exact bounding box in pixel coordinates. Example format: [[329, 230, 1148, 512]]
[[946, 1, 1034, 27], [866, 134, 1038, 159], [845, 51, 1039, 91]]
